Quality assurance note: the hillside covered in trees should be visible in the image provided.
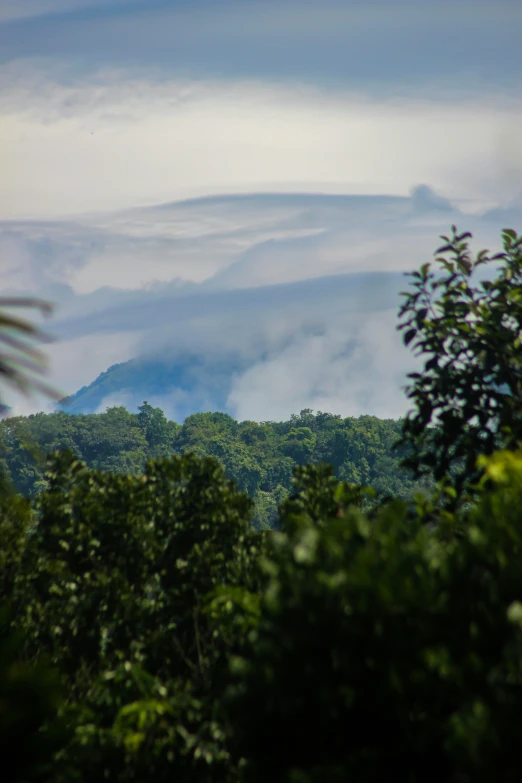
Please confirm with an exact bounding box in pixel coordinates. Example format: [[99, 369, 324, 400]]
[[0, 405, 430, 528]]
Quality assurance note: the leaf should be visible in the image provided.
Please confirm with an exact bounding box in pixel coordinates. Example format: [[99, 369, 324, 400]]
[[404, 329, 417, 346]]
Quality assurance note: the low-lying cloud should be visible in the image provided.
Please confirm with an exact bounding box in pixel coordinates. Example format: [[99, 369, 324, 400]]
[[1, 189, 518, 421], [227, 308, 414, 422]]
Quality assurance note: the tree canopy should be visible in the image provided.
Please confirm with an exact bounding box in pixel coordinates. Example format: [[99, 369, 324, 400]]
[[397, 226, 522, 501], [0, 406, 430, 528]]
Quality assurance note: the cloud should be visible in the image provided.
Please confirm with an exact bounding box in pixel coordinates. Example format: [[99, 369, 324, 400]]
[[59, 300, 418, 423], [227, 309, 416, 421], [94, 390, 134, 414], [0, 191, 508, 298], [1, 187, 517, 421], [1, 64, 522, 220]]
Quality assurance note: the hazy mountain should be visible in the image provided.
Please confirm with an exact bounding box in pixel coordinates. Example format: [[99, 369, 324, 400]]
[[59, 353, 248, 420]]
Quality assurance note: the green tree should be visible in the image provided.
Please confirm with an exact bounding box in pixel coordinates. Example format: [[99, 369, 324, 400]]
[[15, 449, 263, 781], [19, 451, 257, 683], [225, 452, 522, 783], [397, 227, 522, 499], [282, 426, 316, 465], [137, 400, 178, 456]]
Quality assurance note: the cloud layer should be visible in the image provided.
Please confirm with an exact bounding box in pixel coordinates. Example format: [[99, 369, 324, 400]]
[[2, 64, 522, 219], [1, 190, 518, 421]]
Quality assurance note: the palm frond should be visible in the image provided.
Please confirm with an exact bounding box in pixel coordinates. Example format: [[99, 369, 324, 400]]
[[0, 297, 62, 413]]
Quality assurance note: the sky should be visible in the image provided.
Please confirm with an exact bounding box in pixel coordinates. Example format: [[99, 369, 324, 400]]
[[0, 0, 521, 420]]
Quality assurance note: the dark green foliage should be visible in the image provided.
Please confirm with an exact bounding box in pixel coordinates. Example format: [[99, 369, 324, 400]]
[[11, 450, 262, 781], [0, 472, 32, 600], [0, 408, 149, 496], [0, 405, 430, 518], [398, 226, 522, 499], [0, 611, 66, 783], [6, 445, 522, 782], [18, 450, 258, 683], [225, 451, 522, 783], [137, 400, 179, 455]]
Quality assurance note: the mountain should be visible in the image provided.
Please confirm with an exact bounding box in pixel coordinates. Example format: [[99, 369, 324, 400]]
[[59, 353, 248, 420]]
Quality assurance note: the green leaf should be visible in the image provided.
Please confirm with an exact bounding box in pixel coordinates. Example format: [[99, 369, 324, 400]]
[[404, 329, 417, 346]]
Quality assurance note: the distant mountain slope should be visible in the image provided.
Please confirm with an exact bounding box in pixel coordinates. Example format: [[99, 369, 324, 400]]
[[59, 353, 249, 419]]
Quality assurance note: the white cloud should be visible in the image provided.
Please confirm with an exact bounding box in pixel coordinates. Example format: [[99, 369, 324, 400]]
[[227, 309, 416, 421], [94, 390, 134, 414], [1, 64, 521, 220], [0, 188, 515, 421], [0, 190, 507, 297]]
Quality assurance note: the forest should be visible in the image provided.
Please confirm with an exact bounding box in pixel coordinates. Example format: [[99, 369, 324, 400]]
[[0, 404, 431, 529], [2, 226, 522, 783]]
